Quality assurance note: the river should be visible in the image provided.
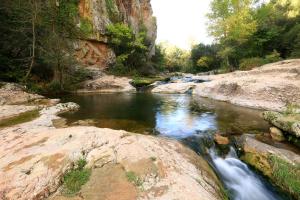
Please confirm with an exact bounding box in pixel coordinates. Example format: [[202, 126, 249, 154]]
[[59, 93, 289, 200]]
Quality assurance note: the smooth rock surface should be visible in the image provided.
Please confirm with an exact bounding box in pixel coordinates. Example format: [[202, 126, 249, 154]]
[[0, 83, 44, 105], [0, 103, 224, 200], [77, 75, 136, 93], [193, 59, 300, 111]]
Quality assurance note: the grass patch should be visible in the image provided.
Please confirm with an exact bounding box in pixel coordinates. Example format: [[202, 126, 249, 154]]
[[125, 171, 143, 187], [0, 109, 40, 128], [269, 155, 300, 199], [62, 158, 91, 196], [131, 76, 170, 88]]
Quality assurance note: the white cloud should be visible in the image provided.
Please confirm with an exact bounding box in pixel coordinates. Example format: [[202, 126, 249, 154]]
[[151, 0, 213, 50]]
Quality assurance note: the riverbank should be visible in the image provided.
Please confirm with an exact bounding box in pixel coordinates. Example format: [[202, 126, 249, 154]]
[[150, 59, 300, 112], [0, 84, 226, 200]]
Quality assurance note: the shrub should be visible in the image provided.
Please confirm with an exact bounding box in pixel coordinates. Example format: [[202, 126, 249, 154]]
[[106, 23, 149, 74], [62, 158, 91, 195], [239, 57, 266, 71], [125, 171, 143, 187], [79, 18, 93, 36], [265, 50, 281, 63]]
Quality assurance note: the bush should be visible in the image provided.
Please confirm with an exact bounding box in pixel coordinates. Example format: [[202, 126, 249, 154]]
[[239, 57, 266, 71], [62, 158, 91, 195], [106, 23, 149, 74], [265, 50, 281, 63]]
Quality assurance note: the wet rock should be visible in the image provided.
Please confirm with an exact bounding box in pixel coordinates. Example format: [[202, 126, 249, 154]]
[[214, 134, 230, 145], [263, 111, 300, 137], [238, 135, 300, 199], [269, 127, 285, 142], [152, 82, 196, 94]]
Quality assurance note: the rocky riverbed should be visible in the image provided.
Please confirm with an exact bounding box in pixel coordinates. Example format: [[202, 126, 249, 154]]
[[0, 84, 225, 200]]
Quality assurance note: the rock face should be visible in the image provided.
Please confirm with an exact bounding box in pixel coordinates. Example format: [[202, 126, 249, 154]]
[[263, 111, 300, 137], [76, 0, 157, 69], [193, 59, 300, 111], [0, 103, 224, 200], [77, 74, 136, 93]]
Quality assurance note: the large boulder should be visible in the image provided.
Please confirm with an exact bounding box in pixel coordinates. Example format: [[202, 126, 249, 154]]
[[193, 59, 300, 111], [0, 83, 44, 105], [77, 75, 136, 93]]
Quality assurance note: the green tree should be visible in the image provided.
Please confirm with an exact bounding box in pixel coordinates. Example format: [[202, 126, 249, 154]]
[[106, 23, 149, 73]]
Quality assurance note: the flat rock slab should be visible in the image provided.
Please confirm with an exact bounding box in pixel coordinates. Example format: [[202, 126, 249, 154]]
[[0, 104, 224, 200], [0, 105, 38, 121], [77, 75, 136, 93], [193, 59, 300, 111]]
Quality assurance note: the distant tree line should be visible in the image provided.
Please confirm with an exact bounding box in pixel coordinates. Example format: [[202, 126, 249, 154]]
[[193, 0, 300, 73], [155, 0, 300, 74]]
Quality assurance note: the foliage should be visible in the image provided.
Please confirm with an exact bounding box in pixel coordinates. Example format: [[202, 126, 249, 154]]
[[126, 171, 143, 187], [131, 76, 169, 88], [157, 42, 191, 72], [269, 155, 300, 199], [105, 0, 119, 22], [79, 18, 93, 36], [106, 23, 149, 74], [151, 45, 166, 71], [0, 109, 40, 128], [0, 0, 88, 92], [62, 158, 91, 195], [206, 0, 300, 71], [190, 43, 221, 73], [239, 57, 266, 71]]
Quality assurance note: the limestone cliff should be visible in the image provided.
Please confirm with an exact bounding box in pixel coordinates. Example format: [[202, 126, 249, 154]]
[[76, 0, 157, 69]]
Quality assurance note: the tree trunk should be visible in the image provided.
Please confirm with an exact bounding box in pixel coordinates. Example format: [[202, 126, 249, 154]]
[[24, 0, 37, 82]]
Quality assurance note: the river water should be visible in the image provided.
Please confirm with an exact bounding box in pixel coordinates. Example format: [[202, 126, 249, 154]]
[[60, 93, 288, 200]]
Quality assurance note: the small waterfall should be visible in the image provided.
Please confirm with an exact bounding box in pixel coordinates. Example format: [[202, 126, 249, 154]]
[[210, 147, 282, 200]]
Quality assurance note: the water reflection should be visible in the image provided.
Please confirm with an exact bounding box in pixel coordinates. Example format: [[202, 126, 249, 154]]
[[59, 93, 284, 200], [155, 95, 216, 138], [60, 93, 269, 135]]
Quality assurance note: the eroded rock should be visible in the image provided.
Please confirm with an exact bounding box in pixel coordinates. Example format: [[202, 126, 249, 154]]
[[77, 75, 136, 93], [0, 103, 225, 200], [193, 59, 300, 111], [263, 111, 300, 137], [0, 82, 44, 105]]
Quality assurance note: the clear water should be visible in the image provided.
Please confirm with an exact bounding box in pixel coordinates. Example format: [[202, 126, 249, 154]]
[[59, 93, 288, 200]]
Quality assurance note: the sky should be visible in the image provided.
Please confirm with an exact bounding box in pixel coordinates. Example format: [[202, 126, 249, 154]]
[[151, 0, 213, 50]]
